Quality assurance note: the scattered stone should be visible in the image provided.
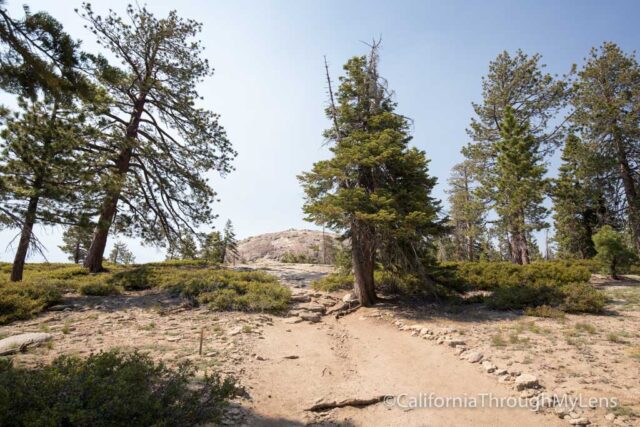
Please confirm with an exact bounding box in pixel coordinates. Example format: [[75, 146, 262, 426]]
[[454, 347, 466, 356], [290, 294, 311, 303], [283, 317, 303, 324], [498, 374, 512, 383], [466, 351, 483, 363], [605, 413, 616, 421], [298, 304, 325, 313], [228, 326, 243, 336], [514, 374, 539, 391], [495, 369, 508, 376], [0, 333, 53, 356], [298, 312, 321, 323], [283, 355, 299, 359], [481, 361, 497, 373], [447, 340, 466, 348], [568, 418, 590, 426]]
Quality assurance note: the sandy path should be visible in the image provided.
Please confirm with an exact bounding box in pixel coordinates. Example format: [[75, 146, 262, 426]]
[[240, 307, 564, 426]]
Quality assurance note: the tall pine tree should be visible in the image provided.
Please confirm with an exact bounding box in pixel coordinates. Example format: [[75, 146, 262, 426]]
[[482, 107, 548, 264], [79, 4, 235, 272], [299, 43, 443, 306], [571, 43, 640, 253]]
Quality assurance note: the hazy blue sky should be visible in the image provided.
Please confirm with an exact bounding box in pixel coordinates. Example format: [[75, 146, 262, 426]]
[[1, 0, 639, 262]]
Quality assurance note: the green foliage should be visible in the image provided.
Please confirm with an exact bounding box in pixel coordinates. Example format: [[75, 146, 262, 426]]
[[58, 218, 94, 264], [445, 160, 486, 261], [222, 220, 239, 262], [0, 262, 289, 324], [199, 231, 224, 263], [0, 281, 62, 324], [571, 43, 640, 252], [480, 107, 548, 264], [551, 135, 603, 259], [79, 3, 236, 261], [299, 44, 444, 304], [439, 260, 591, 290], [0, 350, 236, 426], [280, 252, 311, 264], [157, 269, 290, 313], [108, 241, 136, 265], [524, 305, 566, 319], [561, 283, 606, 313], [311, 273, 353, 292], [79, 281, 119, 296], [593, 226, 637, 277]]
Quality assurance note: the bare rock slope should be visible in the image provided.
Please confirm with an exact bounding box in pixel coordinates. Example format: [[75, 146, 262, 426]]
[[236, 229, 340, 263]]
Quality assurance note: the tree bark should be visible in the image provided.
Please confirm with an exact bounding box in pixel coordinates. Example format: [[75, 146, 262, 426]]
[[351, 226, 376, 307], [10, 196, 39, 281], [83, 95, 147, 273], [613, 134, 640, 253]]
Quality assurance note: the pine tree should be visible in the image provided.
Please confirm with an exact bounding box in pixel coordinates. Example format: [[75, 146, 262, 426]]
[[108, 241, 135, 265], [0, 1, 94, 99], [0, 98, 97, 280], [446, 160, 486, 261], [78, 4, 235, 272], [299, 43, 443, 306], [222, 220, 239, 263], [59, 217, 94, 263], [571, 43, 640, 253], [551, 134, 605, 258], [482, 107, 548, 264], [199, 231, 224, 263]]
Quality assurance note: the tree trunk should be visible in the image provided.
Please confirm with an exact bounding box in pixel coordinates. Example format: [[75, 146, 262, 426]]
[[83, 95, 147, 273], [10, 196, 39, 282], [351, 227, 376, 307], [73, 242, 80, 264], [613, 135, 640, 253]]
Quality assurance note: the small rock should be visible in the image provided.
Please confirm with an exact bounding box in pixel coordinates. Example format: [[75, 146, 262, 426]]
[[228, 326, 243, 336], [605, 413, 616, 421], [481, 361, 497, 373], [298, 312, 321, 323], [290, 294, 311, 303], [466, 351, 483, 363], [283, 355, 299, 359], [514, 374, 539, 391], [283, 317, 303, 324], [568, 418, 590, 426], [495, 369, 508, 376], [498, 374, 512, 383], [454, 347, 466, 356], [447, 340, 466, 348]]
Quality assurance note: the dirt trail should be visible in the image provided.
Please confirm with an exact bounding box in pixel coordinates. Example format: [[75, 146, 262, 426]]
[[238, 263, 565, 426]]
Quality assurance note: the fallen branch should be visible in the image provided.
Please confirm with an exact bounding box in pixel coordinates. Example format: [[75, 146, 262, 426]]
[[305, 395, 389, 412], [334, 303, 361, 319]]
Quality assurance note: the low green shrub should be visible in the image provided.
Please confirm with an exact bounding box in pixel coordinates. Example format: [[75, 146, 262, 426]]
[[79, 281, 120, 296], [487, 282, 605, 314], [524, 305, 566, 319], [311, 273, 353, 292], [440, 261, 591, 291], [561, 282, 606, 313], [280, 252, 312, 263], [0, 282, 62, 324], [0, 350, 236, 426], [157, 269, 290, 312], [109, 266, 152, 290]]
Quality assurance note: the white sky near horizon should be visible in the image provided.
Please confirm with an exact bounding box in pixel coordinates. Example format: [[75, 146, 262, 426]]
[[0, 0, 639, 263]]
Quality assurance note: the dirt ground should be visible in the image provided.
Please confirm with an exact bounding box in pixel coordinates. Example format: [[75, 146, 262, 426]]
[[1, 262, 638, 426]]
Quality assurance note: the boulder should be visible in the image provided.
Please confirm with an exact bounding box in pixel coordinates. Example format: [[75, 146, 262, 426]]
[[0, 332, 53, 356]]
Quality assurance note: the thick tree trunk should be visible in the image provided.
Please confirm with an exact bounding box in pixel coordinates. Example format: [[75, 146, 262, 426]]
[[83, 95, 147, 273], [351, 228, 376, 307], [613, 135, 640, 253], [73, 242, 80, 264], [10, 196, 39, 281]]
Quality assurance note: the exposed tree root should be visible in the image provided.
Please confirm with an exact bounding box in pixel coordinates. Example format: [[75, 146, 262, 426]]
[[334, 303, 361, 319], [305, 395, 389, 412]]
